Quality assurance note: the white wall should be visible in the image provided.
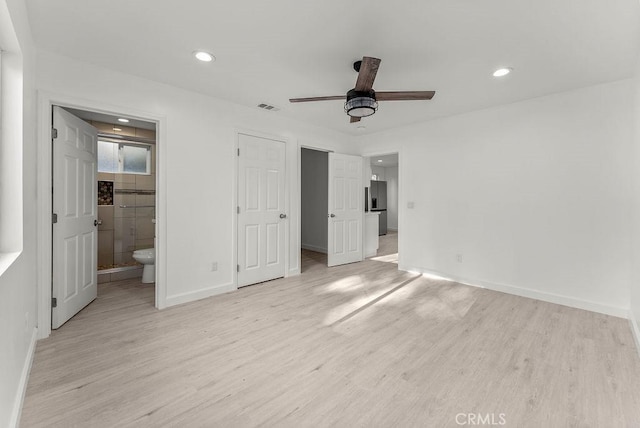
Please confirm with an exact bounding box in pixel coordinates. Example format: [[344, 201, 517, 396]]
[[356, 80, 634, 317], [631, 57, 640, 346], [0, 0, 38, 426], [36, 50, 353, 309], [385, 166, 399, 230], [301, 148, 328, 253], [371, 165, 385, 180]]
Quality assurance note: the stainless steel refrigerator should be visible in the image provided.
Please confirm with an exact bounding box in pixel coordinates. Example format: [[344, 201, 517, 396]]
[[370, 180, 387, 235]]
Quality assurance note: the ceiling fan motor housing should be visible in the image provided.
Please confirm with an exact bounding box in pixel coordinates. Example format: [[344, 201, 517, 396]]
[[345, 89, 378, 118]]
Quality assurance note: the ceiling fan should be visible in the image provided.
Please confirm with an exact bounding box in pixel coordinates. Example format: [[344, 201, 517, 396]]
[[289, 56, 436, 123]]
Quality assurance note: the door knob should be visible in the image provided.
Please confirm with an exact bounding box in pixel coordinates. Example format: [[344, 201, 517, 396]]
[[329, 213, 336, 218], [94, 219, 99, 226], [280, 213, 287, 219]]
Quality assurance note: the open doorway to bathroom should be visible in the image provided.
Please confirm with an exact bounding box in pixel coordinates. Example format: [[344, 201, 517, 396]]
[[52, 107, 158, 328]]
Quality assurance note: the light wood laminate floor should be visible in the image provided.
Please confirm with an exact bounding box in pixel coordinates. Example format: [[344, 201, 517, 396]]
[[22, 232, 640, 427]]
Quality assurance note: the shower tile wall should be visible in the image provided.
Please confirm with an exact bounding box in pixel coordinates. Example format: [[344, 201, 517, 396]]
[[95, 121, 156, 270]]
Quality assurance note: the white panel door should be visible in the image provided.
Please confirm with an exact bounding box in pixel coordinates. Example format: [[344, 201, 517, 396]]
[[328, 153, 363, 267], [237, 134, 286, 287], [52, 106, 98, 328]]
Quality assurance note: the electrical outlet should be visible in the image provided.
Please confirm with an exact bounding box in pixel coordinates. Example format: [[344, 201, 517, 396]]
[[456, 254, 463, 263], [211, 262, 218, 272]]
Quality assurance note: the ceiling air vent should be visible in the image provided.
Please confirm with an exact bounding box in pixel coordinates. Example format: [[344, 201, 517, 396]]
[[257, 103, 280, 112]]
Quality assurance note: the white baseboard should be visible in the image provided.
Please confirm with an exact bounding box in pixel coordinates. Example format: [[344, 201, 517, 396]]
[[301, 243, 327, 254], [398, 264, 629, 319], [288, 267, 300, 277], [630, 310, 640, 359], [165, 282, 236, 307], [10, 327, 37, 428]]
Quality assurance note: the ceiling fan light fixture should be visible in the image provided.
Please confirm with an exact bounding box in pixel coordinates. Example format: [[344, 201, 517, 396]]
[[344, 89, 378, 118]]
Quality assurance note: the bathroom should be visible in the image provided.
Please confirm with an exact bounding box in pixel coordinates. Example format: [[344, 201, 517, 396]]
[[65, 108, 158, 285]]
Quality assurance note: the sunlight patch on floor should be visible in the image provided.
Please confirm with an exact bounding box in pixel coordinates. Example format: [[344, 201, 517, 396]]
[[323, 295, 374, 325], [324, 275, 422, 327], [376, 280, 418, 305], [319, 275, 366, 294], [370, 253, 398, 264], [419, 272, 454, 282]]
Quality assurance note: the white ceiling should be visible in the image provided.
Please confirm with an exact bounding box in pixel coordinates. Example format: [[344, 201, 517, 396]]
[[371, 154, 398, 168], [63, 108, 157, 131], [26, 0, 640, 136]]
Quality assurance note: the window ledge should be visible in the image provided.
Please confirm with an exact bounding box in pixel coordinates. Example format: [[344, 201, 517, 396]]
[[0, 251, 21, 277]]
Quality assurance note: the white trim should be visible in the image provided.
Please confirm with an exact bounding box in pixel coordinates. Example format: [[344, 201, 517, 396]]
[[37, 91, 167, 337], [289, 136, 300, 274], [299, 144, 333, 153], [165, 283, 236, 307], [9, 327, 37, 428], [288, 267, 300, 276], [630, 310, 640, 359], [399, 264, 629, 319], [301, 243, 327, 254]]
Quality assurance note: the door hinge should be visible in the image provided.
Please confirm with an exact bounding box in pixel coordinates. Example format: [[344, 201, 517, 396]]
[[237, 206, 240, 214], [237, 148, 240, 156], [51, 297, 57, 308], [52, 213, 58, 224], [52, 128, 58, 139], [237, 264, 240, 272]]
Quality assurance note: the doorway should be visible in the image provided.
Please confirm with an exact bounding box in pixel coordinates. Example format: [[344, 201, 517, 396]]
[[301, 148, 329, 254], [50, 105, 159, 329], [367, 152, 399, 265], [300, 147, 364, 271]]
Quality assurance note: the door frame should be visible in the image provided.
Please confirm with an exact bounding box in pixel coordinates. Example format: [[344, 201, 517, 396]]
[[36, 91, 167, 339], [234, 129, 292, 288]]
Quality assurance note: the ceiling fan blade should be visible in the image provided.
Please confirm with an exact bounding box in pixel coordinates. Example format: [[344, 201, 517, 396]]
[[289, 95, 346, 103], [354, 57, 381, 91], [350, 116, 361, 123], [375, 91, 436, 101]]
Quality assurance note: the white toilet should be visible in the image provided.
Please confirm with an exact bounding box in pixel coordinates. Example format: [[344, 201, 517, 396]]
[[133, 248, 155, 283]]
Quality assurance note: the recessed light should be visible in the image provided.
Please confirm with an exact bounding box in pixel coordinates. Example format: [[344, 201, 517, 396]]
[[377, 160, 383, 163], [493, 67, 512, 77], [193, 51, 215, 62], [117, 118, 129, 123]]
